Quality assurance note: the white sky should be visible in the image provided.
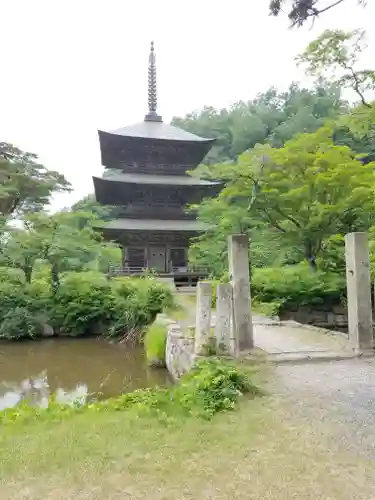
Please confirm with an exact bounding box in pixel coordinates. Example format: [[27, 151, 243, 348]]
[[1, 0, 374, 210]]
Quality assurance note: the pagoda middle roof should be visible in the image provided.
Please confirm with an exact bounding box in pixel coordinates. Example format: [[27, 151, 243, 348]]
[[95, 172, 221, 187], [101, 121, 214, 143]]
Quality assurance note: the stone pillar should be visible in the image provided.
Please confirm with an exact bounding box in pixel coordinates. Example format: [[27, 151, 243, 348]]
[[215, 283, 239, 357], [345, 232, 373, 352], [194, 281, 212, 355], [228, 234, 253, 350]]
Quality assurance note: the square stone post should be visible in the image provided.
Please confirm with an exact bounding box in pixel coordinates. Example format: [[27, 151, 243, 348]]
[[194, 281, 212, 355], [228, 234, 253, 350], [345, 232, 373, 352], [215, 283, 239, 357]]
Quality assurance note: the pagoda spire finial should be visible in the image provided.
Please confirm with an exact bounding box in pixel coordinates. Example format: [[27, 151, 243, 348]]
[[144, 41, 162, 122]]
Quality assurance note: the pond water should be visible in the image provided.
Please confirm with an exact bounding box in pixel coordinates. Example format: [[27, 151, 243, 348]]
[[0, 338, 171, 410]]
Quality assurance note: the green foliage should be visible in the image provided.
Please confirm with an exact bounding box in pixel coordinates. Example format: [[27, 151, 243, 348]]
[[108, 278, 174, 340], [0, 281, 48, 339], [71, 194, 114, 223], [174, 360, 261, 418], [268, 0, 363, 27], [173, 83, 347, 165], [0, 266, 25, 285], [0, 142, 70, 219], [49, 272, 114, 336], [144, 322, 168, 364], [0, 359, 261, 424], [218, 126, 375, 268], [252, 263, 345, 313], [298, 29, 375, 144], [0, 307, 43, 340], [0, 271, 173, 341]]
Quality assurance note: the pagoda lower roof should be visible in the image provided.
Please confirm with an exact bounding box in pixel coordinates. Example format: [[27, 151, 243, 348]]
[[96, 218, 208, 232], [95, 172, 221, 187]]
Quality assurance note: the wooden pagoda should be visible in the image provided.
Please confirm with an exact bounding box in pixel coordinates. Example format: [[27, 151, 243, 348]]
[[93, 42, 221, 283]]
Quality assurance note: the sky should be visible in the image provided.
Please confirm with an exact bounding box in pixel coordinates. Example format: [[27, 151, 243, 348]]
[[1, 0, 374, 210]]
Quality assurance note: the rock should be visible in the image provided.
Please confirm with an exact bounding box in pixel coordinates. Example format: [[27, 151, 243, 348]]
[[42, 324, 54, 337], [147, 357, 166, 368]]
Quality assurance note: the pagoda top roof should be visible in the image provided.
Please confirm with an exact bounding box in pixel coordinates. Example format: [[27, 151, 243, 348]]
[[103, 121, 213, 143], [97, 171, 221, 186], [97, 218, 208, 232]]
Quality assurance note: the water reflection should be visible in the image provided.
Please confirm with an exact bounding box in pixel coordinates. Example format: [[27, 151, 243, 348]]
[[0, 372, 89, 410], [0, 338, 170, 410]]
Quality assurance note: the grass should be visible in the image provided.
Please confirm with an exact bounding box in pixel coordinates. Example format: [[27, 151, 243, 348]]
[[1, 393, 374, 499], [144, 323, 168, 364]]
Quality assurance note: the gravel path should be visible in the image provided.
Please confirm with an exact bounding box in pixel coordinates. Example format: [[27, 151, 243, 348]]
[[271, 358, 375, 459]]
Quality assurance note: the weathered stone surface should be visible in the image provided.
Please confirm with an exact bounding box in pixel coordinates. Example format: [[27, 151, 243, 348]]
[[228, 234, 253, 350], [42, 324, 54, 337], [194, 281, 212, 355], [215, 283, 238, 356], [280, 306, 348, 330], [345, 232, 373, 351], [165, 324, 195, 380]]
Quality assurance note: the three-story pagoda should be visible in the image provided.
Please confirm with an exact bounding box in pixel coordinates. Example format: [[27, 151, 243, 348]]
[[93, 42, 221, 282]]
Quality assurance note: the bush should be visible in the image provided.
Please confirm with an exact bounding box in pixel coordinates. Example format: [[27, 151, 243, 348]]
[[252, 263, 345, 314], [144, 322, 168, 365], [176, 359, 262, 417], [0, 282, 31, 323], [50, 271, 114, 336], [0, 307, 44, 340], [108, 278, 174, 340], [0, 266, 25, 285], [0, 271, 175, 341]]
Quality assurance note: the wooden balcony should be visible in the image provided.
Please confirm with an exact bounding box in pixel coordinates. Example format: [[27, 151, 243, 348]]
[[108, 264, 209, 285]]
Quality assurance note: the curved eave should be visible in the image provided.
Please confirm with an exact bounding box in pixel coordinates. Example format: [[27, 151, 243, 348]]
[[93, 175, 223, 205], [98, 129, 215, 148], [93, 219, 210, 238]]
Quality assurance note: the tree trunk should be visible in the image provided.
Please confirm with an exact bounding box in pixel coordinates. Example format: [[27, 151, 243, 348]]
[[23, 266, 32, 284], [305, 242, 317, 271], [51, 262, 60, 293]]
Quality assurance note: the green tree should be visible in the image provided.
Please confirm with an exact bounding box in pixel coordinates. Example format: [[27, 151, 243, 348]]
[[297, 29, 375, 143], [0, 228, 42, 283], [2, 212, 121, 290], [269, 0, 365, 27], [173, 83, 347, 164], [212, 126, 375, 269], [0, 143, 71, 219], [71, 194, 114, 224]]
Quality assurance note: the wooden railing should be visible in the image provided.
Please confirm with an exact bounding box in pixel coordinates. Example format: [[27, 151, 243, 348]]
[[108, 265, 208, 277]]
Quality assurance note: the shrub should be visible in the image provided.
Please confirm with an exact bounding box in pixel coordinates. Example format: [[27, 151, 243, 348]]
[[50, 271, 114, 336], [252, 263, 345, 314], [0, 307, 44, 340], [176, 359, 261, 417], [0, 266, 25, 285], [108, 278, 174, 340], [144, 322, 168, 365], [0, 282, 31, 323]]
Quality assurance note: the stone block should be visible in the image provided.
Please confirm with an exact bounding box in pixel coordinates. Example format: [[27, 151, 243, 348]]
[[194, 281, 212, 355]]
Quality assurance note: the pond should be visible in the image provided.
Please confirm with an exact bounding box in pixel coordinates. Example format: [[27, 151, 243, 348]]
[[0, 338, 171, 410]]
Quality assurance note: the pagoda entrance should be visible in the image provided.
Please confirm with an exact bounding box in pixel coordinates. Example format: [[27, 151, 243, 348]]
[[148, 246, 166, 272]]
